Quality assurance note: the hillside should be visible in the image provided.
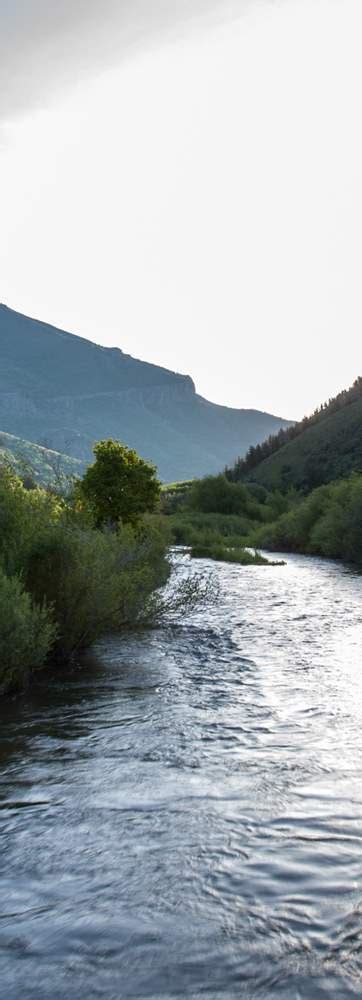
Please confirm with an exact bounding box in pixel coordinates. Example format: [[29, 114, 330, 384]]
[[0, 430, 82, 485], [0, 304, 291, 481], [228, 379, 362, 491]]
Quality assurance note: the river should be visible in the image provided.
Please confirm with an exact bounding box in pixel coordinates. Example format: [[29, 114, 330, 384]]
[[0, 552, 361, 999]]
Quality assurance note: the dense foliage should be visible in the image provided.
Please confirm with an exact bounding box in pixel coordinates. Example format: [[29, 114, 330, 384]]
[[162, 475, 289, 563], [163, 378, 362, 566], [78, 440, 161, 527], [164, 467, 362, 568], [186, 475, 288, 520], [0, 451, 169, 694], [249, 473, 362, 564], [226, 377, 362, 491], [0, 571, 57, 694]]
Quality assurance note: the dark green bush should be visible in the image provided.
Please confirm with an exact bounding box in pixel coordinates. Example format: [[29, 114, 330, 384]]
[[250, 473, 362, 564], [0, 572, 56, 693], [187, 475, 253, 516], [0, 464, 171, 687], [190, 544, 270, 565], [0, 465, 63, 577], [168, 511, 252, 546], [24, 519, 170, 662]]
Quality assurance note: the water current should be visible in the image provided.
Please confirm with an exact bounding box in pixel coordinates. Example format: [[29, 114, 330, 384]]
[[0, 552, 361, 999]]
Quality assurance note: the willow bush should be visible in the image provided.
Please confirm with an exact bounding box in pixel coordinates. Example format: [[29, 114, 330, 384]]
[[249, 473, 362, 564], [0, 449, 221, 695], [0, 571, 56, 694], [24, 518, 171, 662], [0, 461, 172, 690]]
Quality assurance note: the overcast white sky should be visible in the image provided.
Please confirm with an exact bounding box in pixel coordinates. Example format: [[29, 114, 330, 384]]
[[1, 0, 361, 419]]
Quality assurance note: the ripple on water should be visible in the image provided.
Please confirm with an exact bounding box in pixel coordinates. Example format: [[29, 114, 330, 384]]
[[0, 551, 361, 999]]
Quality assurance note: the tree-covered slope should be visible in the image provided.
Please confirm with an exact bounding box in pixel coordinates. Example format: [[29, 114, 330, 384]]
[[0, 304, 291, 482], [228, 379, 362, 491], [0, 430, 82, 485]]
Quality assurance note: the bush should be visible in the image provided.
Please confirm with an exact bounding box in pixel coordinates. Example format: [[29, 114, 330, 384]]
[[189, 544, 276, 565], [0, 465, 62, 577], [187, 475, 254, 516], [168, 511, 252, 546], [24, 519, 171, 662], [0, 572, 56, 694], [0, 456, 225, 696], [309, 475, 362, 562], [249, 473, 362, 564], [160, 481, 193, 514]]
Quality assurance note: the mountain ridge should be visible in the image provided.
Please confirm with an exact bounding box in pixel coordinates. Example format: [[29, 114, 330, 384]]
[[0, 304, 292, 481]]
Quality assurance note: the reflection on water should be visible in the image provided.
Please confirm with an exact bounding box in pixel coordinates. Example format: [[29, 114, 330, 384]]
[[0, 552, 361, 999]]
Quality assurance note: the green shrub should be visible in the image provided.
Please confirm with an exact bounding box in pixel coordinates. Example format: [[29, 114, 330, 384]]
[[190, 544, 271, 565], [187, 475, 255, 516], [0, 465, 62, 577], [0, 464, 171, 674], [249, 473, 362, 564], [0, 572, 56, 694], [0, 455, 212, 697], [168, 511, 252, 546], [24, 519, 171, 662], [160, 481, 193, 514], [309, 475, 362, 562]]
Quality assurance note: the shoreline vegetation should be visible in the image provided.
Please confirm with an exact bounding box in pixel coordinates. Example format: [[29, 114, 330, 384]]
[[0, 442, 212, 697], [2, 373, 361, 697], [161, 471, 362, 568], [161, 380, 362, 568]]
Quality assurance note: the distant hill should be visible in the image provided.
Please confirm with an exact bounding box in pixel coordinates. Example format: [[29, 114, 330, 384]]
[[0, 304, 291, 481], [0, 430, 82, 486], [227, 378, 362, 491]]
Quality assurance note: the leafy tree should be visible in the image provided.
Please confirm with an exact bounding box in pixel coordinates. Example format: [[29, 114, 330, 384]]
[[186, 474, 269, 520], [187, 475, 249, 515], [77, 440, 161, 527]]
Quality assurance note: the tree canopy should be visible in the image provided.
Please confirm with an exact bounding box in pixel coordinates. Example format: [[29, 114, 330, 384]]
[[78, 439, 161, 527]]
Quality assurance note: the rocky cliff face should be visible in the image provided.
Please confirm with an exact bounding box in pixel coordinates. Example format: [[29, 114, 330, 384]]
[[0, 304, 292, 480]]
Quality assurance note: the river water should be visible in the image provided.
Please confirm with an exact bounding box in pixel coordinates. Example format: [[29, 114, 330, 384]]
[[0, 552, 362, 999]]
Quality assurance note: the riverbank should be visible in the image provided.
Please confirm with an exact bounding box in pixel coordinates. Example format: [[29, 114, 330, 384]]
[[163, 472, 362, 567], [0, 453, 171, 695]]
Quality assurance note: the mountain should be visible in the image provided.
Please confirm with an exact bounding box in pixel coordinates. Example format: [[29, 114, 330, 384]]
[[0, 430, 82, 485], [227, 378, 362, 491], [0, 304, 291, 481]]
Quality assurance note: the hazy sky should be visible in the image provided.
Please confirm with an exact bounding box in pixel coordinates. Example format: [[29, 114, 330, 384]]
[[1, 0, 361, 419]]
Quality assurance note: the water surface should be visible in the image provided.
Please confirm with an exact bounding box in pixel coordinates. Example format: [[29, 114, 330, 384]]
[[0, 553, 361, 998]]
